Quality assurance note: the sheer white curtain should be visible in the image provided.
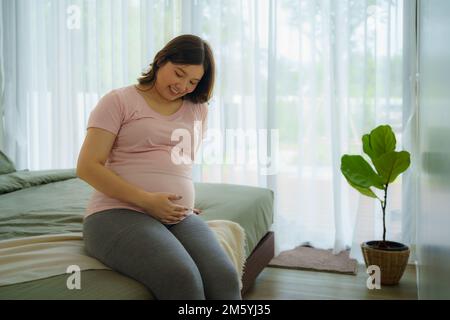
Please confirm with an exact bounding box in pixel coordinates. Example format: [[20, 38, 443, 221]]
[[1, 0, 410, 258], [189, 0, 406, 256], [1, 0, 182, 170]]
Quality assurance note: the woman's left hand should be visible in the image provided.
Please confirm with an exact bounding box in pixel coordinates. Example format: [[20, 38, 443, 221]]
[[193, 208, 203, 215]]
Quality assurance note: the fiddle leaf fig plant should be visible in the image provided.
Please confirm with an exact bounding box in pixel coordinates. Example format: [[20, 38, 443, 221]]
[[340, 125, 411, 245]]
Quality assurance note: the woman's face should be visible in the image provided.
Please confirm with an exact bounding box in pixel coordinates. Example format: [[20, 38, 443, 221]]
[[155, 61, 204, 101]]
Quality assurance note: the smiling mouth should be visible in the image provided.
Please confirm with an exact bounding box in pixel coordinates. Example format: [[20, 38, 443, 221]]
[[169, 86, 180, 95]]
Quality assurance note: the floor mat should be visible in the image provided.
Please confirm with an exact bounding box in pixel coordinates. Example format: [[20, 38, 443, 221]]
[[268, 246, 358, 275]]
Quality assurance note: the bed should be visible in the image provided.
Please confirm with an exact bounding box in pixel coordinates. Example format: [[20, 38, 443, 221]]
[[0, 168, 274, 299]]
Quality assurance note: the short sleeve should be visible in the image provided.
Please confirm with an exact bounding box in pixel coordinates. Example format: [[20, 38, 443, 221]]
[[87, 90, 123, 135]]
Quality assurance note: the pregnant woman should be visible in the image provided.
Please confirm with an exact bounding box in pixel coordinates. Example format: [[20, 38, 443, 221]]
[[77, 34, 241, 300]]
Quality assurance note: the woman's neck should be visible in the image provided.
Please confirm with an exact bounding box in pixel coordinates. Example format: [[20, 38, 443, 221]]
[[136, 83, 173, 105]]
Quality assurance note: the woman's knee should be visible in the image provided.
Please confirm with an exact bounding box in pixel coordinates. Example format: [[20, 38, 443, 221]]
[[221, 262, 241, 287], [160, 262, 205, 299], [206, 262, 242, 300]]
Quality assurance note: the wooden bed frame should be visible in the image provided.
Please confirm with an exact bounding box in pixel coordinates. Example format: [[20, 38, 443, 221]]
[[241, 231, 275, 295]]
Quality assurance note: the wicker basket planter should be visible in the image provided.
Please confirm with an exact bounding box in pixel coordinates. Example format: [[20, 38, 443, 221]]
[[361, 241, 410, 285]]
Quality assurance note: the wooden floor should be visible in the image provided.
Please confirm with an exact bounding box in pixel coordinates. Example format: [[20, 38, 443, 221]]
[[243, 264, 418, 300]]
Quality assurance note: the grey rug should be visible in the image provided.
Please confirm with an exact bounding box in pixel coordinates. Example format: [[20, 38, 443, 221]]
[[268, 246, 358, 275]]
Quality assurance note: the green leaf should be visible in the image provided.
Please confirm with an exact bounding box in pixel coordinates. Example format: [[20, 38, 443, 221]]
[[373, 151, 411, 183], [362, 134, 376, 160], [362, 125, 396, 161], [341, 155, 385, 190], [345, 177, 379, 199]]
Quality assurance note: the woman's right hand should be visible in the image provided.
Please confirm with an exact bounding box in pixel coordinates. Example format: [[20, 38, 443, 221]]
[[138, 192, 190, 224]]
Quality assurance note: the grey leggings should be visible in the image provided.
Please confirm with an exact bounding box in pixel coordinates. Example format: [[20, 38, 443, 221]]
[[83, 209, 242, 300]]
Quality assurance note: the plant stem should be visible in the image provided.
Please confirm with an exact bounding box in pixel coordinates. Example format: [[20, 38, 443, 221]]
[[382, 184, 389, 243]]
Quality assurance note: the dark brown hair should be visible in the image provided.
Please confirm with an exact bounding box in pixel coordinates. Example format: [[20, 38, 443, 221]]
[[137, 34, 215, 104]]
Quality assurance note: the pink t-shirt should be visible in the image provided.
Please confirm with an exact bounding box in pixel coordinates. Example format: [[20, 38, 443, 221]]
[[84, 85, 208, 218]]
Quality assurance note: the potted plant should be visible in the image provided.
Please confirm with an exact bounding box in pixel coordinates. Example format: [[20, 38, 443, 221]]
[[340, 124, 411, 285]]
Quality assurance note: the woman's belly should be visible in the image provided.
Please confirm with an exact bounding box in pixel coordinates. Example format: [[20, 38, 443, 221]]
[[122, 171, 195, 209], [85, 171, 195, 219]]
